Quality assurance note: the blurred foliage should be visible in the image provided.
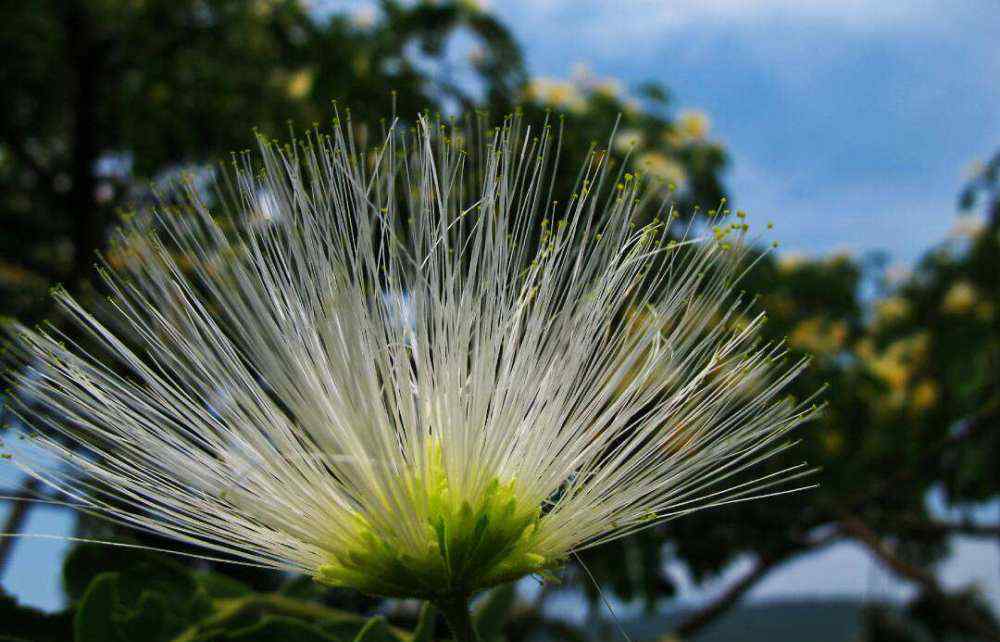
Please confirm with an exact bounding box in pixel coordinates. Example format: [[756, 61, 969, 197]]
[[0, 0, 527, 320], [4, 543, 447, 642], [2, 1, 998, 641], [516, 68, 727, 232]]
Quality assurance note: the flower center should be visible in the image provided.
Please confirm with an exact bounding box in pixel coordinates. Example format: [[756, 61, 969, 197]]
[[314, 445, 558, 598]]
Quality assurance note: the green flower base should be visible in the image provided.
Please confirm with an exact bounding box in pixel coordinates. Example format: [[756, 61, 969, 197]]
[[314, 447, 561, 599]]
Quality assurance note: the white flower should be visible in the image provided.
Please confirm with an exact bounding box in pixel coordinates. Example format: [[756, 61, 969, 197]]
[[2, 115, 818, 602]]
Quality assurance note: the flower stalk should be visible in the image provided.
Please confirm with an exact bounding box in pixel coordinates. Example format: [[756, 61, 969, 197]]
[[436, 595, 481, 642]]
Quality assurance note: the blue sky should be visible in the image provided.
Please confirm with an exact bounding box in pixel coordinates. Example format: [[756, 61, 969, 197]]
[[4, 0, 999, 613], [491, 0, 1000, 262]]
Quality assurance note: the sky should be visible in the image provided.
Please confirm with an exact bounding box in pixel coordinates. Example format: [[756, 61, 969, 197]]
[[3, 0, 999, 614], [490, 0, 1000, 263]]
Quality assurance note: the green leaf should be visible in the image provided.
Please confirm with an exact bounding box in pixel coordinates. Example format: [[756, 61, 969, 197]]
[[224, 615, 341, 642], [278, 575, 328, 601], [74, 573, 121, 642], [63, 543, 190, 603], [411, 603, 437, 642], [195, 572, 253, 599], [0, 587, 73, 642], [69, 550, 215, 642], [473, 583, 516, 641], [353, 616, 392, 642]]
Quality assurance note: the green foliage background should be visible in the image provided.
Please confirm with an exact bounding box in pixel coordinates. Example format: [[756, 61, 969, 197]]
[[1, 1, 997, 640]]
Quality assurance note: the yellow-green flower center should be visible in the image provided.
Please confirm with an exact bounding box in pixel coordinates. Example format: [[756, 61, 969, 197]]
[[314, 446, 559, 598]]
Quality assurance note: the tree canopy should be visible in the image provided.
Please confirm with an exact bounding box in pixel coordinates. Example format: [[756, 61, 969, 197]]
[[1, 2, 997, 641]]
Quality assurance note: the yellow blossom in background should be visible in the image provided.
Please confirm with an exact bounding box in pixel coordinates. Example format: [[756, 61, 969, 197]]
[[614, 128, 644, 153], [569, 63, 625, 99], [623, 98, 642, 115], [911, 379, 939, 412], [672, 109, 711, 144], [636, 152, 687, 191], [947, 215, 986, 240], [855, 337, 876, 362], [524, 77, 586, 112], [525, 78, 587, 112], [825, 247, 854, 266], [874, 296, 911, 327], [286, 68, 315, 99], [252, 0, 274, 17], [458, 0, 488, 11], [941, 280, 977, 314], [821, 428, 845, 456], [788, 316, 848, 355], [777, 251, 807, 273], [592, 77, 623, 99], [861, 332, 930, 412]]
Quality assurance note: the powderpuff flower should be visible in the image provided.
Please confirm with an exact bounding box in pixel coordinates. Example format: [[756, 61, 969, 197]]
[[2, 115, 818, 611]]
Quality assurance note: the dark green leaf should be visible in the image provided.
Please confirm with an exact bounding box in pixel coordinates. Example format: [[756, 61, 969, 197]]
[[278, 575, 328, 601], [352, 616, 393, 642], [195, 572, 253, 599], [63, 543, 189, 603], [74, 573, 120, 642], [69, 549, 215, 642], [411, 603, 437, 642], [225, 615, 341, 642], [473, 583, 516, 641]]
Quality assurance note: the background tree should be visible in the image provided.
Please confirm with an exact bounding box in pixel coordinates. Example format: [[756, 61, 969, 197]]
[[2, 2, 996, 641]]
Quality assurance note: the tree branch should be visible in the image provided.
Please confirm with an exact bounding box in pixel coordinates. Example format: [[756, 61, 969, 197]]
[[899, 518, 1000, 539], [673, 531, 839, 639], [0, 476, 43, 572], [841, 516, 1000, 641]]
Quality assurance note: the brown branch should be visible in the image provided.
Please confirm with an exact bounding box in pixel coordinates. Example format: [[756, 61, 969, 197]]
[[0, 476, 43, 571], [672, 531, 839, 639], [673, 552, 789, 639], [841, 516, 1000, 641], [898, 518, 1000, 539]]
